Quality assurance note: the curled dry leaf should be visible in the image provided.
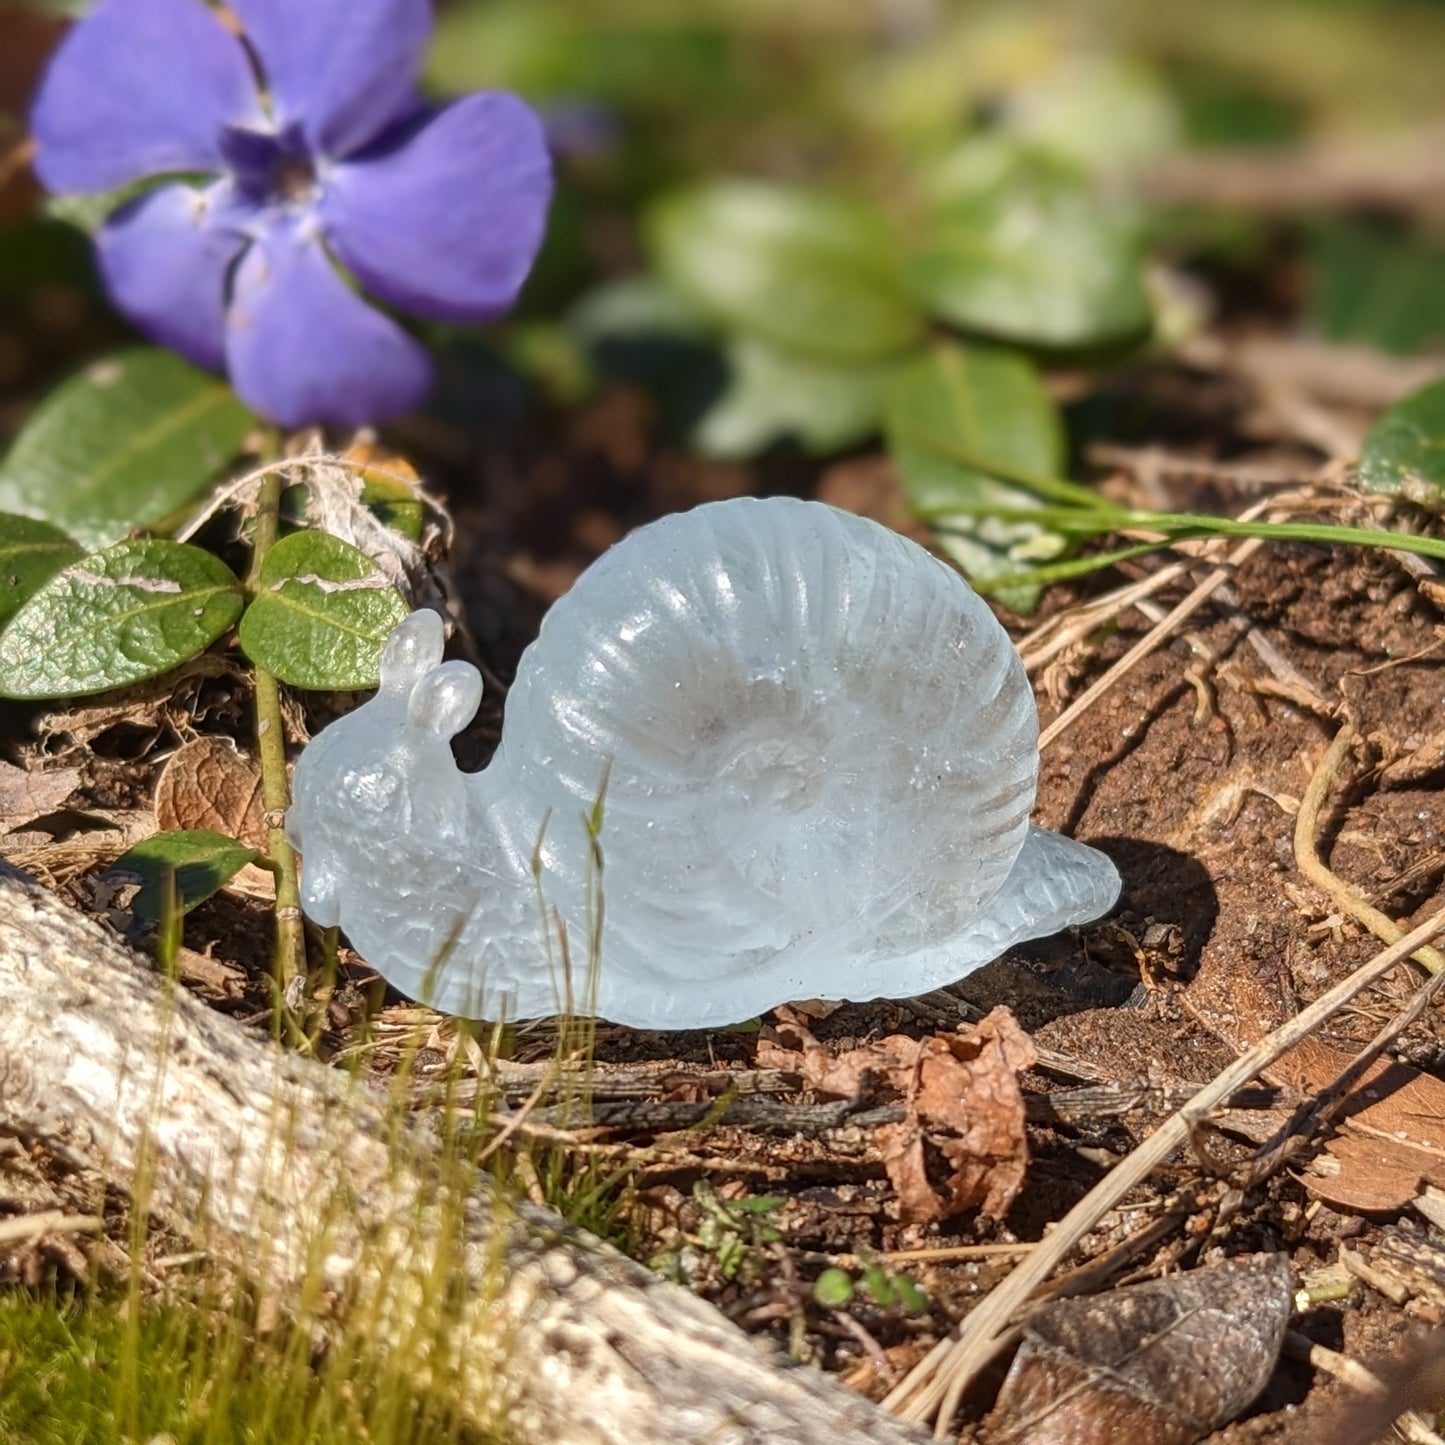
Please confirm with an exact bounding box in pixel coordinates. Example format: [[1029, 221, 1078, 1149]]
[[34, 652, 243, 752], [154, 736, 273, 900], [757, 1006, 1036, 1223], [987, 1254, 1292, 1445], [301, 441, 454, 614]]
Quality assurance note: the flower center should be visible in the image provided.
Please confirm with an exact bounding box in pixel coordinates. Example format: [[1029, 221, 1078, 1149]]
[[220, 123, 317, 206], [271, 153, 317, 201]]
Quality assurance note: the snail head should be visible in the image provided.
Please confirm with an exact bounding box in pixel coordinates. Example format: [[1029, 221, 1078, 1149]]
[[287, 611, 483, 929]]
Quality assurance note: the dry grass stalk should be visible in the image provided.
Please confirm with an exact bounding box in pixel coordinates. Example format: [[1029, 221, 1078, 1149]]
[[1294, 724, 1445, 975], [1037, 536, 1265, 753]]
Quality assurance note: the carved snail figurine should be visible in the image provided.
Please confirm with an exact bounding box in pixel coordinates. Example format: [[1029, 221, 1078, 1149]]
[[287, 497, 1120, 1028]]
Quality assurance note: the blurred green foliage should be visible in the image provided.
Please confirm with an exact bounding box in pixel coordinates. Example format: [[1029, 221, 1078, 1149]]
[[2, 0, 1444, 624], [435, 1, 1445, 576]]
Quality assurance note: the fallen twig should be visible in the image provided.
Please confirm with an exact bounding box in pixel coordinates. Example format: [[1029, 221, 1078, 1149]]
[[1237, 939, 1445, 1187], [1294, 725, 1445, 974], [1038, 535, 1264, 752], [1139, 135, 1445, 216], [0, 1211, 103, 1247], [0, 865, 926, 1445]]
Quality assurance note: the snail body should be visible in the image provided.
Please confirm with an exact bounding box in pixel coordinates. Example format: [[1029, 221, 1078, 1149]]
[[287, 497, 1120, 1028]]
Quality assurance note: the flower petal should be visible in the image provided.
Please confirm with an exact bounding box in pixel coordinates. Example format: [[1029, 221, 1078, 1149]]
[[319, 92, 553, 324], [30, 0, 260, 194], [225, 220, 433, 428], [229, 0, 431, 158], [95, 182, 247, 371]]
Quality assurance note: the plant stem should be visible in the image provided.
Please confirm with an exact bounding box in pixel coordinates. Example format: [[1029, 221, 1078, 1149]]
[[935, 501, 1445, 595], [1136, 510, 1445, 561], [245, 446, 307, 1014], [978, 539, 1193, 590]]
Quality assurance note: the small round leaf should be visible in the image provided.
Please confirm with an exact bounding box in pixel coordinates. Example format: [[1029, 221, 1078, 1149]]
[[0, 539, 243, 700], [239, 530, 408, 690], [891, 1274, 929, 1314], [813, 1269, 855, 1308]]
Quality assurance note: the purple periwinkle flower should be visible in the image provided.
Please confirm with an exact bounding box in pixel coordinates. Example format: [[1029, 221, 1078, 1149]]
[[29, 0, 553, 428]]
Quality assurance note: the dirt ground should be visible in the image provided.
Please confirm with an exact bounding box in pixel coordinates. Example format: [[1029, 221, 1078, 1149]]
[[5, 371, 1445, 1441]]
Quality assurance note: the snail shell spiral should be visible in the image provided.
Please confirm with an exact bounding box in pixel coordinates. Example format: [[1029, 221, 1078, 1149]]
[[287, 497, 1120, 1028]]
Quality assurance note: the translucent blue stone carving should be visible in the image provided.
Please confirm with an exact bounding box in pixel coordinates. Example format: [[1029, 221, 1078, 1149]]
[[287, 497, 1120, 1027]]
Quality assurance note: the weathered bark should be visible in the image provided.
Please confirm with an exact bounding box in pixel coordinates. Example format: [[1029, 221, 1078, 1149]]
[[0, 865, 923, 1445]]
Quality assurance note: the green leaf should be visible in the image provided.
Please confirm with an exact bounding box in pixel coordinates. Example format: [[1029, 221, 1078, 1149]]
[[861, 1264, 897, 1306], [0, 348, 253, 549], [568, 274, 713, 347], [104, 829, 261, 926], [1176, 64, 1305, 148], [0, 540, 243, 700], [813, 1269, 855, 1308], [695, 338, 904, 458], [908, 145, 1152, 349], [887, 340, 1066, 508], [648, 181, 925, 363], [728, 1194, 786, 1215], [890, 1274, 929, 1314], [887, 340, 1070, 611], [567, 275, 727, 439], [0, 218, 98, 299], [239, 530, 409, 690], [0, 513, 82, 629], [999, 56, 1181, 175], [346, 455, 428, 545], [1358, 378, 1445, 508], [1308, 220, 1445, 357], [358, 476, 425, 543]]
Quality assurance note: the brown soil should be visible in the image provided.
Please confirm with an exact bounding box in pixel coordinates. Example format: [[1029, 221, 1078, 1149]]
[[6, 383, 1445, 1440]]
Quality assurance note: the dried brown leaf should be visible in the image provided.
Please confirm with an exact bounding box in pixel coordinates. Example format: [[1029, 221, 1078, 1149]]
[[758, 1007, 1035, 1223], [0, 761, 80, 831], [1190, 961, 1445, 1214], [757, 1014, 906, 1100], [1301, 1133, 1445, 1213], [876, 1121, 938, 1224], [1272, 1041, 1445, 1213], [154, 735, 272, 899], [155, 735, 263, 839], [988, 1254, 1292, 1445]]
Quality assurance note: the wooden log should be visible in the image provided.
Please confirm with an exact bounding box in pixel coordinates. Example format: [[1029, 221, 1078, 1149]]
[[0, 865, 923, 1445]]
